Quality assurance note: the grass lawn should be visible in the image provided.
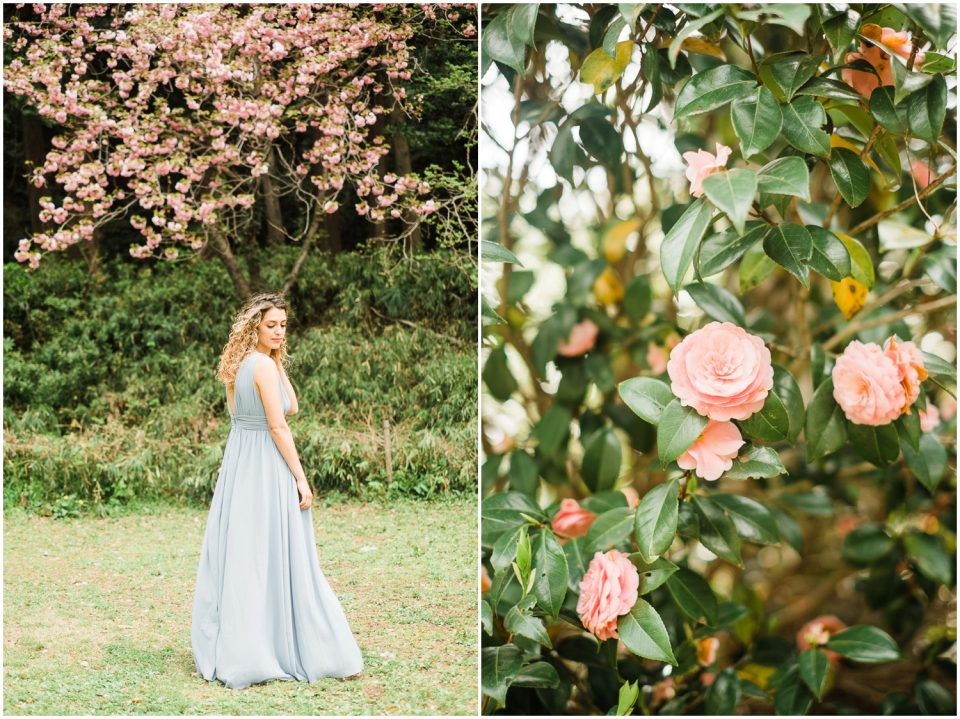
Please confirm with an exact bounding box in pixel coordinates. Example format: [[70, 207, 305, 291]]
[[3, 497, 478, 715]]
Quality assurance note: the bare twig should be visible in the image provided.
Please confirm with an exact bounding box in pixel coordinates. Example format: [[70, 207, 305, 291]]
[[824, 295, 957, 350]]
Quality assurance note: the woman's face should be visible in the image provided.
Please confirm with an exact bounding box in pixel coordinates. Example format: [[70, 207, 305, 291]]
[[258, 307, 287, 352]]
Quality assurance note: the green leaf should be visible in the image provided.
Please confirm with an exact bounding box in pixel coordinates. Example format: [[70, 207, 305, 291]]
[[508, 451, 539, 498], [481, 599, 493, 635], [829, 147, 870, 208], [731, 86, 783, 158], [869, 87, 909, 136], [505, 605, 552, 647], [484, 346, 518, 402], [825, 625, 902, 663], [897, 3, 957, 49], [846, 420, 900, 466], [890, 58, 933, 105], [774, 364, 806, 443], [739, 242, 777, 292], [534, 530, 569, 619], [563, 537, 588, 591], [781, 96, 830, 156], [482, 10, 527, 74], [763, 223, 813, 287], [684, 281, 747, 326], [699, 222, 769, 277], [481, 644, 523, 706], [634, 478, 680, 562], [635, 556, 679, 595], [693, 496, 743, 566], [723, 445, 787, 480], [806, 226, 852, 282], [906, 74, 947, 145], [805, 378, 847, 461], [511, 660, 560, 688], [764, 53, 823, 101], [510, 4, 540, 46], [902, 433, 948, 493], [623, 275, 653, 322], [920, 351, 956, 378], [702, 168, 758, 235], [706, 668, 742, 714], [616, 679, 640, 716], [821, 9, 860, 56], [617, 598, 677, 664], [667, 7, 724, 68], [897, 409, 922, 453], [482, 492, 544, 547], [660, 199, 715, 294], [532, 405, 572, 457], [739, 4, 811, 35], [579, 116, 623, 172], [798, 649, 831, 701], [640, 42, 663, 112], [915, 678, 956, 716], [903, 531, 953, 585], [658, 400, 709, 464], [837, 233, 875, 289], [675, 64, 758, 118], [711, 493, 780, 545], [774, 665, 814, 715], [666, 567, 718, 625], [549, 123, 585, 185], [795, 76, 865, 102], [619, 377, 674, 426], [841, 523, 896, 565], [481, 240, 522, 265], [739, 389, 790, 442], [922, 246, 957, 294], [757, 156, 811, 201], [585, 506, 634, 554], [580, 41, 634, 94], [582, 427, 622, 493], [779, 490, 835, 516]]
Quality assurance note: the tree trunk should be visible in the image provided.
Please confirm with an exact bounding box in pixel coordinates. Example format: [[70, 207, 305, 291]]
[[390, 104, 422, 252], [281, 198, 325, 295], [210, 230, 253, 298], [369, 149, 390, 242], [22, 113, 48, 235], [260, 145, 285, 245], [322, 210, 343, 253]]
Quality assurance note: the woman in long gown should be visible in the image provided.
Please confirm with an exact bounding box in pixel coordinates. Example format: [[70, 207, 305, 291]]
[[192, 292, 364, 689]]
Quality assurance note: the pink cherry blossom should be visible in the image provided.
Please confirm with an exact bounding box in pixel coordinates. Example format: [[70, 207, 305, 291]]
[[832, 341, 905, 426], [576, 549, 639, 641], [667, 322, 774, 422], [682, 143, 732, 198], [677, 420, 745, 481]]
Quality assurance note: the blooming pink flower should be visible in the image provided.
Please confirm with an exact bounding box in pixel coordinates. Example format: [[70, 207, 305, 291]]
[[832, 341, 905, 426], [911, 159, 934, 190], [552, 498, 598, 539], [919, 399, 941, 432], [696, 636, 719, 667], [667, 322, 774, 421], [619, 486, 640, 508], [682, 143, 732, 198], [884, 336, 928, 413], [797, 615, 847, 664], [842, 45, 894, 98], [557, 319, 599, 357], [576, 549, 639, 641], [677, 420, 745, 481], [940, 394, 956, 422], [647, 343, 669, 375], [880, 27, 925, 64]]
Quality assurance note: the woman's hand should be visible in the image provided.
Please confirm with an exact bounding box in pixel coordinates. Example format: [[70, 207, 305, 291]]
[[296, 477, 313, 510]]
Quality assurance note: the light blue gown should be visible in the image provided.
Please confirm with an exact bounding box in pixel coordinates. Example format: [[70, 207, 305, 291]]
[[191, 351, 364, 689]]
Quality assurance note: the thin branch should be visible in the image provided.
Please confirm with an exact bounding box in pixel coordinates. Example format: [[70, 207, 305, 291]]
[[824, 295, 957, 350], [846, 162, 957, 237], [813, 279, 929, 335]]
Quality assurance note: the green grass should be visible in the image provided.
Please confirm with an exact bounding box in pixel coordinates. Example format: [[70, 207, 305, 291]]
[[3, 497, 478, 715]]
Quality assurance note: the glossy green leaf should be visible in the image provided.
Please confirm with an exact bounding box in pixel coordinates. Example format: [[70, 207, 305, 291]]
[[806, 226, 852, 282], [505, 605, 552, 646], [618, 377, 674, 426], [702, 168, 758, 235], [774, 665, 814, 715], [634, 478, 679, 563], [693, 496, 743, 566], [549, 123, 585, 185], [869, 86, 909, 135], [841, 523, 896, 565], [757, 156, 811, 200], [684, 281, 747, 326], [585, 506, 634, 554], [798, 648, 830, 700], [481, 644, 523, 706], [660, 199, 715, 293], [658, 400, 709, 464], [511, 660, 560, 689], [739, 242, 777, 292], [829, 147, 870, 208], [825, 625, 902, 663], [616, 679, 640, 716], [563, 536, 587, 591], [782, 96, 830, 156], [915, 678, 957, 716], [897, 409, 922, 453], [723, 445, 788, 480], [821, 9, 860, 56], [778, 489, 835, 516], [482, 10, 527, 73], [668, 7, 723, 68], [891, 59, 933, 104], [699, 222, 769, 277], [675, 64, 758, 117], [897, 3, 957, 49], [837, 233, 875, 289], [763, 223, 813, 287], [579, 116, 623, 171], [795, 76, 865, 102], [635, 556, 679, 595], [706, 668, 742, 714], [482, 491, 544, 547], [904, 531, 953, 585], [902, 433, 948, 493], [846, 420, 899, 466], [582, 427, 622, 493], [764, 53, 823, 101], [711, 493, 780, 545], [666, 566, 719, 625], [617, 598, 677, 664], [740, 389, 790, 442], [920, 351, 956, 378], [534, 529, 568, 619], [906, 74, 947, 145], [532, 405, 572, 457], [731, 86, 783, 157], [481, 240, 522, 265], [804, 379, 847, 460]]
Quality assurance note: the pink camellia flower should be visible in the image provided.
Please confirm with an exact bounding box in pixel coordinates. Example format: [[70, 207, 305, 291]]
[[797, 615, 847, 664], [677, 420, 745, 481], [682, 143, 732, 198], [557, 319, 599, 357], [667, 322, 774, 421], [884, 336, 928, 413], [940, 394, 956, 422], [576, 549, 640, 641], [647, 343, 669, 375], [911, 159, 934, 190], [832, 341, 905, 426], [919, 399, 941, 432], [842, 44, 894, 98], [551, 498, 598, 539], [696, 636, 719, 667], [619, 486, 640, 508]]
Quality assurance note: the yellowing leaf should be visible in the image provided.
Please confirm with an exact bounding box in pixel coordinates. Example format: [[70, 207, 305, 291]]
[[594, 266, 625, 305], [830, 134, 881, 174], [835, 232, 876, 289], [601, 217, 642, 262], [580, 41, 634, 94], [831, 276, 868, 318], [737, 663, 777, 689], [677, 36, 727, 61]]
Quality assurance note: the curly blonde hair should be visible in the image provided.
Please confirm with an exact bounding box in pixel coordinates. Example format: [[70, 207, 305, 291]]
[[217, 293, 291, 386]]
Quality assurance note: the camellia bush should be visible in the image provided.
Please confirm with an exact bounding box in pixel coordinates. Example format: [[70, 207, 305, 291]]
[[480, 3, 956, 715]]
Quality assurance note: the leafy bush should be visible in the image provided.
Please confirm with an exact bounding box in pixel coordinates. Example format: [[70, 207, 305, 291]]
[[481, 4, 956, 716]]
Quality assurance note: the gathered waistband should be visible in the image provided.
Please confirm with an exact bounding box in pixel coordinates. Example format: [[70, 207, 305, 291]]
[[231, 414, 271, 431]]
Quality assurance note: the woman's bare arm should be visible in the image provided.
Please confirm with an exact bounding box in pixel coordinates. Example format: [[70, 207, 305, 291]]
[[253, 357, 306, 483], [275, 356, 299, 415]]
